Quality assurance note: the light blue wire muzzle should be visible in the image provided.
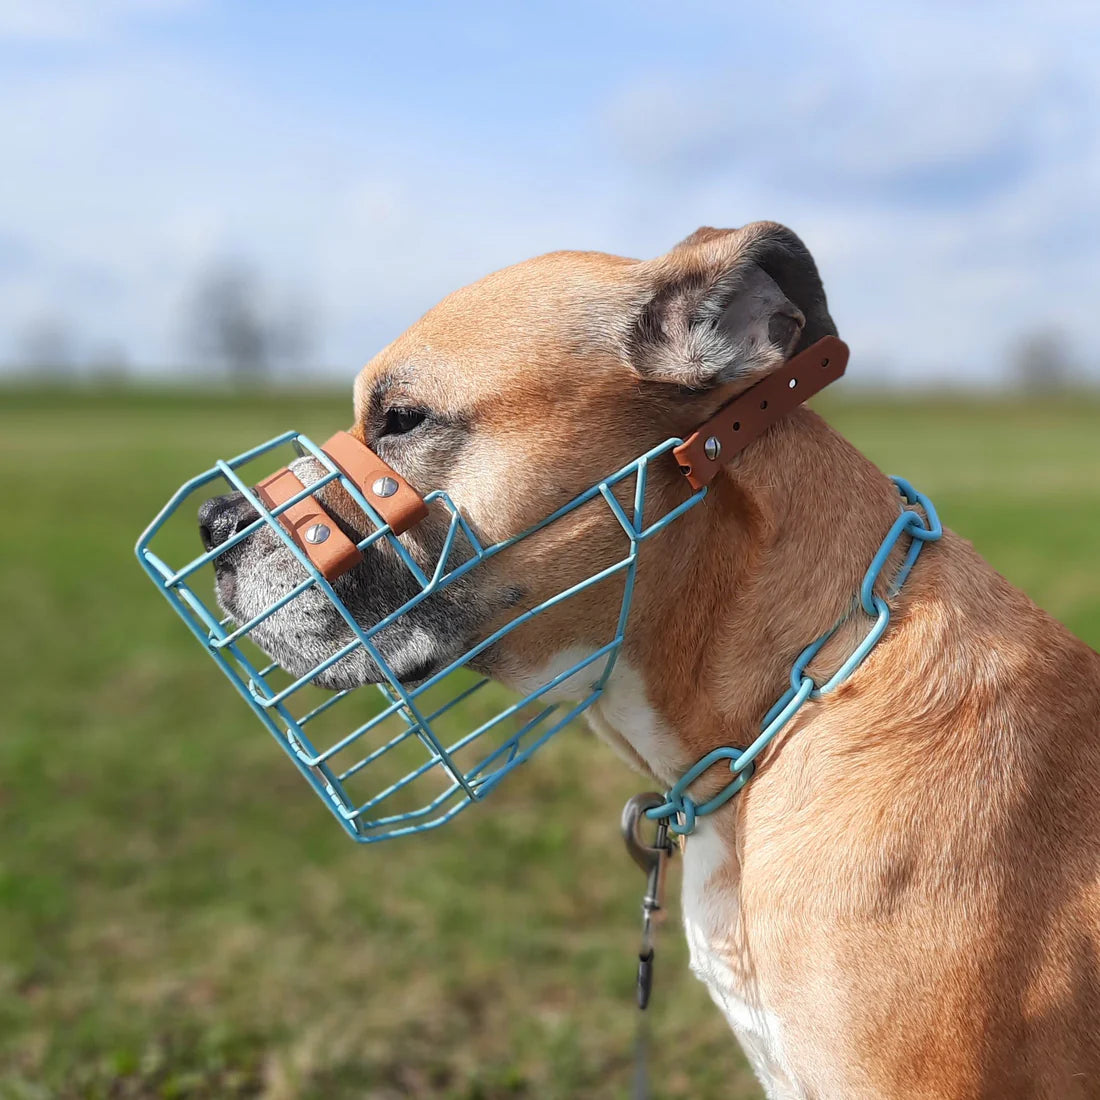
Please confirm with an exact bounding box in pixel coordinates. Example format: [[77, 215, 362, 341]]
[[136, 429, 704, 843]]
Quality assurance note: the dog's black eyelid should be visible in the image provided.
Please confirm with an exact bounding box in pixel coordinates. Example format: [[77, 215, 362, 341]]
[[381, 407, 429, 437]]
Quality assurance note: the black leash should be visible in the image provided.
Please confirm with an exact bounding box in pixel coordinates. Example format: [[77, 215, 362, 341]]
[[622, 794, 676, 1100], [632, 1008, 652, 1100]]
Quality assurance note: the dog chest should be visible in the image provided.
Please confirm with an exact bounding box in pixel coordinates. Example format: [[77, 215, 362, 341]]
[[680, 823, 807, 1099]]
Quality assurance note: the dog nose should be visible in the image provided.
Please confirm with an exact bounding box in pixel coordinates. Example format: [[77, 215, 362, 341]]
[[198, 492, 259, 552]]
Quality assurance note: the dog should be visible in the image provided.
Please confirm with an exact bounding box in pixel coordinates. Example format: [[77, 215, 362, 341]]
[[198, 222, 1100, 1098]]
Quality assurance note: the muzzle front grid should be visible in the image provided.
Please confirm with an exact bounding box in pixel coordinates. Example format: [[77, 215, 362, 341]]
[[136, 431, 705, 843]]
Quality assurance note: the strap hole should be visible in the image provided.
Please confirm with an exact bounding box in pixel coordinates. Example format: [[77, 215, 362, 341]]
[[788, 378, 797, 389], [678, 465, 691, 475], [759, 400, 768, 410], [733, 421, 740, 431], [821, 357, 830, 368]]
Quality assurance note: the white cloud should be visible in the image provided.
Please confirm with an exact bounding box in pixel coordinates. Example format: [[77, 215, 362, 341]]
[[0, 0, 197, 41], [0, 44, 616, 373]]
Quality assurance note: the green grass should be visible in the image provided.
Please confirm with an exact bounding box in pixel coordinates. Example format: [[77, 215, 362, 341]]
[[1, 385, 1098, 1099]]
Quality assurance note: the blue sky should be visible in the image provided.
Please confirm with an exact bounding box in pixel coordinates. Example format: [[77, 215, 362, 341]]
[[1, 0, 1097, 384]]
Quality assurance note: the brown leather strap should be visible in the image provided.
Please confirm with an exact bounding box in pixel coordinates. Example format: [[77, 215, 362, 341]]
[[321, 431, 429, 536], [253, 431, 429, 584], [252, 339, 845, 583], [673, 335, 849, 489], [255, 467, 364, 581]]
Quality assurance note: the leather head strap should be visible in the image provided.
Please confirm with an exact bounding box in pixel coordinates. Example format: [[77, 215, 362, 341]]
[[250, 338, 846, 582], [255, 430, 429, 583], [673, 335, 849, 489]]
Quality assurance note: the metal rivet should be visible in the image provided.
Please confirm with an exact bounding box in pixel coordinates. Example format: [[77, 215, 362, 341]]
[[304, 523, 330, 544], [372, 476, 399, 498], [788, 378, 798, 389], [703, 436, 721, 461]]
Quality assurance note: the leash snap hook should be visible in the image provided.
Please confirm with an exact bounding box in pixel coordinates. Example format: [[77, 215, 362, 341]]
[[622, 793, 675, 1011], [622, 792, 671, 874]]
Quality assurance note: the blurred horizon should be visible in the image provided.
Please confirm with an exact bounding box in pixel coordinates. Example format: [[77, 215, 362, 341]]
[[2, 0, 1098, 389]]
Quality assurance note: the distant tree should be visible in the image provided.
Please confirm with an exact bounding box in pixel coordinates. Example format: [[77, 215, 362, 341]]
[[185, 260, 269, 381], [1010, 329, 1075, 392], [268, 289, 316, 378], [184, 259, 315, 384], [87, 341, 132, 385], [18, 315, 77, 377]]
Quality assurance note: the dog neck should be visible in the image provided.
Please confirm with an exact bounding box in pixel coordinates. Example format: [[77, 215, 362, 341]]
[[604, 407, 911, 789]]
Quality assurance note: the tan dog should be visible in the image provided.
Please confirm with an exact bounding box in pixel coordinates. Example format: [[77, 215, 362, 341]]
[[204, 223, 1100, 1098]]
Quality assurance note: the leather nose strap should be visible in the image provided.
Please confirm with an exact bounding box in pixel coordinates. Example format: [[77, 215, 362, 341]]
[[255, 430, 428, 583], [255, 466, 364, 581], [321, 430, 429, 536]]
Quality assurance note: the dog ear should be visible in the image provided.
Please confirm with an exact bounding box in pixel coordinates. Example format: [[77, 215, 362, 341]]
[[630, 222, 836, 390]]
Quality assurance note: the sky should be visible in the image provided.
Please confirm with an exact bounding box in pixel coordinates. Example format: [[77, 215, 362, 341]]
[[0, 0, 1097, 386]]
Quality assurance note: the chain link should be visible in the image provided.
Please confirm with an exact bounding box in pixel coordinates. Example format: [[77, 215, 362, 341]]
[[646, 477, 942, 836]]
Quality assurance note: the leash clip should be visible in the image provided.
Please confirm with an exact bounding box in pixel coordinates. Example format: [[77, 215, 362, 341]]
[[622, 792, 675, 1011]]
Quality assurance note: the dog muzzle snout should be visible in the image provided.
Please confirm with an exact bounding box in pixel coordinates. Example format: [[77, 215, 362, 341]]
[[136, 337, 850, 843], [198, 493, 258, 552]]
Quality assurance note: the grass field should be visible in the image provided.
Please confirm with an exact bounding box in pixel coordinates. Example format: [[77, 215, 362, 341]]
[[2, 385, 1098, 1099]]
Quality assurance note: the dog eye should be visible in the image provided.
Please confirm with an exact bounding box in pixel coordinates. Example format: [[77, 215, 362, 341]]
[[381, 406, 428, 437]]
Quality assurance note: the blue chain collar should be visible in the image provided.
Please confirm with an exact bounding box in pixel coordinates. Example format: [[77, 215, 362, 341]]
[[645, 476, 943, 836]]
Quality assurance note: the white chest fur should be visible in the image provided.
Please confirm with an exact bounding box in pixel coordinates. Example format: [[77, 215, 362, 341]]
[[507, 652, 805, 1096], [680, 823, 805, 1099], [508, 651, 688, 786]]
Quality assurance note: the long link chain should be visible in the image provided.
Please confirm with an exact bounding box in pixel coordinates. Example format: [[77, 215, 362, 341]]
[[646, 477, 942, 835]]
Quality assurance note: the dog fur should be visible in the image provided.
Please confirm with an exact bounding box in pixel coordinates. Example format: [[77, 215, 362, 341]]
[[204, 222, 1100, 1098]]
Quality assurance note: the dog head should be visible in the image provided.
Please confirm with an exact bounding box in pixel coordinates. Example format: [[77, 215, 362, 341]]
[[200, 222, 836, 694]]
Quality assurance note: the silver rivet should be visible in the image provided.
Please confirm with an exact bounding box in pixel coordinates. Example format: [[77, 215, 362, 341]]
[[704, 436, 721, 461], [304, 523, 331, 544], [372, 476, 399, 498]]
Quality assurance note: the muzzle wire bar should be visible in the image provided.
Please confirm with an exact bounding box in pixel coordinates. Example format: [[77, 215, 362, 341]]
[[137, 431, 706, 842]]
